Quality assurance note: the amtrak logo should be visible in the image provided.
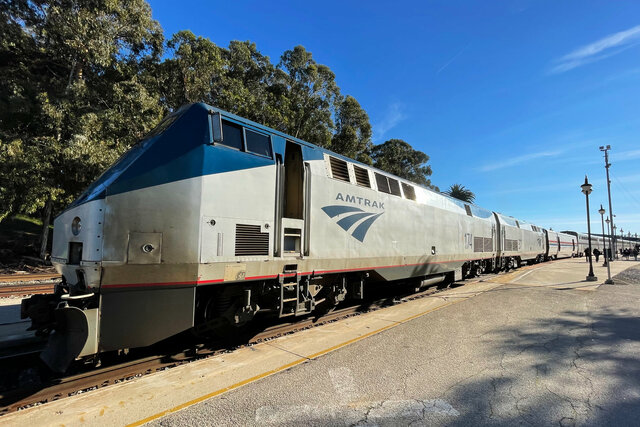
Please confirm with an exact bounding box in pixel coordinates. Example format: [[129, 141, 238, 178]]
[[322, 205, 384, 242]]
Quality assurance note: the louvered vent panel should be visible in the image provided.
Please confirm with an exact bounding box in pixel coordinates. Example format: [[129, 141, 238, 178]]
[[505, 239, 519, 252], [474, 237, 484, 253], [375, 173, 390, 194], [401, 183, 416, 200], [235, 224, 269, 256], [353, 165, 371, 187], [484, 237, 493, 252], [388, 178, 402, 196], [329, 156, 350, 182]]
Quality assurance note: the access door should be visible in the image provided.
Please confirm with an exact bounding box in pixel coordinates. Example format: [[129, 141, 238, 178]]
[[275, 141, 309, 257]]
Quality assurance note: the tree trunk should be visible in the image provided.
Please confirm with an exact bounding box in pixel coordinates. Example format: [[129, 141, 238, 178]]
[[39, 196, 53, 261]]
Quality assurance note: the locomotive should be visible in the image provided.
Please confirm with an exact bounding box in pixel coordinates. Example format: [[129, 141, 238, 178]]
[[22, 103, 580, 372]]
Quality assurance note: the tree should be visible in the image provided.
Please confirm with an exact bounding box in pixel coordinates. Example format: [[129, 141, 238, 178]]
[[371, 139, 436, 189], [158, 30, 223, 110], [444, 184, 475, 203], [331, 95, 372, 164], [273, 45, 340, 147], [217, 40, 285, 128], [0, 0, 165, 259]]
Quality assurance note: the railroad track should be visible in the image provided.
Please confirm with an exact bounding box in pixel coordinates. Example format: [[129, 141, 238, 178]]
[[0, 283, 55, 297], [0, 274, 60, 284]]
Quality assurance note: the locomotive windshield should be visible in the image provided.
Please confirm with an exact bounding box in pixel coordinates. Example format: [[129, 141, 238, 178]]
[[69, 110, 184, 208]]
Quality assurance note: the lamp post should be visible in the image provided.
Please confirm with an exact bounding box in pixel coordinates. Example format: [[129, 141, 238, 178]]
[[581, 176, 597, 281], [598, 205, 608, 266], [620, 228, 624, 253], [613, 225, 617, 259], [605, 217, 614, 284], [600, 145, 616, 259], [598, 206, 613, 283]]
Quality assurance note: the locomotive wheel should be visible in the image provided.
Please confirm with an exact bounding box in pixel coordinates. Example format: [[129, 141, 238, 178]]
[[193, 294, 247, 340]]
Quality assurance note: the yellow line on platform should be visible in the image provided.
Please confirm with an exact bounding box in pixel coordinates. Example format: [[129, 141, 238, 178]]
[[127, 299, 462, 426]]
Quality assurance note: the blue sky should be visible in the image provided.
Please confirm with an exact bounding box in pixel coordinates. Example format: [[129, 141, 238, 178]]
[[149, 0, 640, 237]]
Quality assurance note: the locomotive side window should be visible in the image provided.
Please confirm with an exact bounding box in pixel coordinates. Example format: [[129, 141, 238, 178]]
[[401, 183, 416, 200], [220, 121, 243, 150], [388, 178, 401, 197], [353, 165, 371, 188], [245, 129, 272, 158], [375, 173, 390, 194], [329, 156, 350, 182], [464, 204, 472, 216]]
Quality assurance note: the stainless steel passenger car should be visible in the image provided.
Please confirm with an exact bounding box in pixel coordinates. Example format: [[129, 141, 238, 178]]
[[545, 230, 577, 259]]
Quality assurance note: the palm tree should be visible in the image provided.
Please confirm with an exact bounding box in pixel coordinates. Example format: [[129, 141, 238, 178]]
[[445, 184, 475, 203]]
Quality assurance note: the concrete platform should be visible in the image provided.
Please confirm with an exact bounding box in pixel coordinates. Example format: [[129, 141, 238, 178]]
[[2, 258, 640, 426]]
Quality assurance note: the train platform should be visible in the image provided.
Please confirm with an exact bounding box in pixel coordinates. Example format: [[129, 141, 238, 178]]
[[2, 257, 640, 426]]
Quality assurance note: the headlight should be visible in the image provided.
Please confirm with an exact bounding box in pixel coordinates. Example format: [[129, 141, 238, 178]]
[[72, 217, 82, 235]]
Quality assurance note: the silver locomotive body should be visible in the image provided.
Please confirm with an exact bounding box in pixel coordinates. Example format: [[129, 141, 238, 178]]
[[23, 103, 549, 371]]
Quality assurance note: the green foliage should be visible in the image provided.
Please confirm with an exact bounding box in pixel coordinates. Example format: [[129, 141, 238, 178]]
[[331, 96, 373, 165], [371, 139, 436, 189], [273, 46, 340, 147], [159, 30, 223, 109], [444, 184, 476, 203], [0, 0, 437, 242], [0, 0, 165, 222]]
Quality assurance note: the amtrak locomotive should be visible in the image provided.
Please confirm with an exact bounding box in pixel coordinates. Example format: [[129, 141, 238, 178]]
[[22, 103, 580, 372]]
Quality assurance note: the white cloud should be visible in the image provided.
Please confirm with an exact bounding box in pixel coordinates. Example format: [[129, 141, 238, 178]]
[[479, 149, 564, 172], [615, 149, 640, 162], [550, 24, 640, 74], [372, 103, 406, 142]]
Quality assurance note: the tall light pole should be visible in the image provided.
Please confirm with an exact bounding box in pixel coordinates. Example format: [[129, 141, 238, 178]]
[[613, 225, 617, 258], [600, 145, 616, 259], [605, 217, 614, 284], [581, 176, 597, 281]]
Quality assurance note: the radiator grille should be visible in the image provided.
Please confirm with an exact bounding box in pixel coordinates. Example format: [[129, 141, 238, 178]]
[[329, 156, 350, 182], [504, 239, 519, 252], [474, 237, 494, 252], [235, 224, 269, 256], [474, 237, 484, 253], [484, 237, 493, 252]]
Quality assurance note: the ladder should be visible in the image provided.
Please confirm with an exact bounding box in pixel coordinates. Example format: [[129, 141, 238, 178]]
[[279, 272, 314, 317]]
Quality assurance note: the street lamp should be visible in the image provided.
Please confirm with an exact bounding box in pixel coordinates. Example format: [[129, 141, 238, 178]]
[[598, 205, 608, 266], [599, 145, 616, 259], [613, 225, 617, 259], [581, 176, 597, 281], [598, 206, 613, 284], [605, 216, 614, 284]]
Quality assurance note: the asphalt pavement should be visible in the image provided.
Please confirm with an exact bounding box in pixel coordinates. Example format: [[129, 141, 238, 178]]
[[151, 261, 640, 426]]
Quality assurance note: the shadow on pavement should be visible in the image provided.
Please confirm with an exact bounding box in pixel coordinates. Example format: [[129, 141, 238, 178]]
[[445, 286, 640, 425]]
